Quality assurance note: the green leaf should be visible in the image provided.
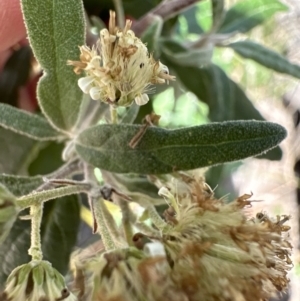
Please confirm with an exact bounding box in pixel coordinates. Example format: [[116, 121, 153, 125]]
[[75, 121, 287, 174], [0, 174, 43, 196], [141, 15, 163, 55], [0, 174, 41, 285], [162, 39, 213, 68], [0, 127, 40, 174], [211, 0, 225, 31], [41, 195, 80, 275], [0, 195, 80, 284], [0, 165, 80, 282], [179, 5, 203, 34], [21, 0, 85, 131], [167, 62, 263, 122], [0, 104, 63, 141], [28, 142, 64, 176], [205, 163, 240, 201], [120, 103, 140, 124], [228, 40, 300, 79], [219, 0, 288, 34], [0, 216, 31, 286]]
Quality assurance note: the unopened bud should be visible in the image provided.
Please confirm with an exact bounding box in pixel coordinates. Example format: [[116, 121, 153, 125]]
[[1, 260, 77, 301]]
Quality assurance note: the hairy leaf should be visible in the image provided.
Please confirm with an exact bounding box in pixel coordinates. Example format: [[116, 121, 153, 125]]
[[219, 0, 288, 33], [21, 0, 85, 131], [75, 121, 286, 174], [0, 104, 63, 140], [28, 142, 64, 175], [228, 40, 300, 79], [0, 174, 43, 196], [0, 127, 40, 174], [41, 195, 80, 274], [0, 217, 31, 287]]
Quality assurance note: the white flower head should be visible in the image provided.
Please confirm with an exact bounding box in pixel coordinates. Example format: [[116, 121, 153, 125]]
[[1, 260, 77, 301], [68, 11, 175, 107]]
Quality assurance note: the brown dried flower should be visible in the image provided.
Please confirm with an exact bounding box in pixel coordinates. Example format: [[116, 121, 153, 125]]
[[71, 178, 292, 301], [159, 178, 293, 301], [68, 11, 175, 107]]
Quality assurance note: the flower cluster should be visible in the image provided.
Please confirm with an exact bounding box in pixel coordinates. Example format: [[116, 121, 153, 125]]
[[70, 177, 292, 301], [68, 11, 175, 107]]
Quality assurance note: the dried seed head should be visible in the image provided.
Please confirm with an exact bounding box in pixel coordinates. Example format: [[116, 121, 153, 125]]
[[68, 11, 175, 107], [71, 245, 184, 301], [69, 177, 293, 301], [2, 260, 76, 301], [159, 177, 293, 301]]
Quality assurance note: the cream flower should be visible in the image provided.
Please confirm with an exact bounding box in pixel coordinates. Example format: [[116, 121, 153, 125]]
[[1, 260, 77, 301], [68, 11, 175, 107]]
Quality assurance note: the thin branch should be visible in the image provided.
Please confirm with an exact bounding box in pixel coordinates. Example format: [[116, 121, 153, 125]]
[[17, 184, 91, 209], [132, 0, 202, 36], [35, 159, 81, 192]]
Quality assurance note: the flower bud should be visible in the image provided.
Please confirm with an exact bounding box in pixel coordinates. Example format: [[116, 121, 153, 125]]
[[1, 260, 77, 301]]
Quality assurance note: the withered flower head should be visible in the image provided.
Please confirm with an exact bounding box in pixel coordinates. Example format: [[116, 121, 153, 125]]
[[70, 178, 293, 301], [72, 246, 184, 301], [159, 177, 293, 301], [68, 11, 175, 107], [1, 260, 77, 301]]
